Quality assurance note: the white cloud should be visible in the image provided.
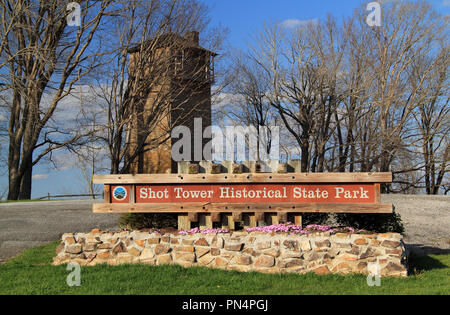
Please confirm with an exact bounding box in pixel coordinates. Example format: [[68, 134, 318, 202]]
[[212, 92, 243, 110], [52, 146, 110, 173], [280, 19, 319, 29], [443, 0, 450, 7], [32, 174, 49, 180]]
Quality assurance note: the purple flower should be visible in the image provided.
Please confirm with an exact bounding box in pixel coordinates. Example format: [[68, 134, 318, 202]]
[[178, 227, 230, 235], [178, 223, 371, 236]]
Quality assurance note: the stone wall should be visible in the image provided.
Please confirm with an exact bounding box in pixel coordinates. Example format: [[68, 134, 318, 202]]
[[53, 229, 408, 277]]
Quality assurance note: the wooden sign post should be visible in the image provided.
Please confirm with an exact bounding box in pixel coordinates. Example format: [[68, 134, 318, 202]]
[[93, 170, 392, 230]]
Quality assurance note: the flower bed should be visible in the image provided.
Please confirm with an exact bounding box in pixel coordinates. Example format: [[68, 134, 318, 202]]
[[175, 224, 372, 236]]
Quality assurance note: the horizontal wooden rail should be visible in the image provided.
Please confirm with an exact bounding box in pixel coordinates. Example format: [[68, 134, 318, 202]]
[[93, 172, 392, 185], [38, 193, 103, 200], [93, 202, 393, 214]]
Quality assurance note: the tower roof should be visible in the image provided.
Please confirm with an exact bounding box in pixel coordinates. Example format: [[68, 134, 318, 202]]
[[128, 31, 217, 56]]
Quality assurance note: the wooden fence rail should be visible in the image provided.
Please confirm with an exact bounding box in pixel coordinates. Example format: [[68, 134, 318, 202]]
[[38, 193, 103, 201]]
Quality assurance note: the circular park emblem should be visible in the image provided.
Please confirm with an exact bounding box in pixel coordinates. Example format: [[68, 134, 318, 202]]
[[112, 186, 127, 201]]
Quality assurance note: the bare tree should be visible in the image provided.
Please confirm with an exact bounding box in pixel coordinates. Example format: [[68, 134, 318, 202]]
[[247, 18, 348, 172], [228, 1, 448, 195], [0, 0, 114, 200], [72, 88, 108, 198], [366, 2, 446, 192], [216, 51, 278, 160], [409, 46, 449, 194]]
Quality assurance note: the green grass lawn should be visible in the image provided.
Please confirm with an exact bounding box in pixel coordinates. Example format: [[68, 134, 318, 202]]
[[0, 242, 449, 295]]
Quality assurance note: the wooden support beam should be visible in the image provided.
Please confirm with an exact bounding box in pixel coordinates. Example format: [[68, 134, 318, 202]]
[[375, 183, 381, 203], [178, 214, 190, 231], [129, 185, 135, 204], [222, 161, 234, 174], [294, 215, 302, 227], [242, 213, 258, 229], [199, 214, 212, 229], [93, 172, 393, 184], [93, 202, 393, 214], [220, 214, 235, 230], [177, 162, 190, 231], [199, 161, 211, 174], [104, 185, 111, 203], [220, 214, 230, 229], [177, 161, 190, 174], [268, 213, 278, 225], [227, 215, 235, 230], [277, 212, 288, 223], [242, 213, 257, 228], [249, 215, 257, 228]]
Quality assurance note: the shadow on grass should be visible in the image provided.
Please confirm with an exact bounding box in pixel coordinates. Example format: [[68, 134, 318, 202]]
[[406, 243, 450, 256], [408, 253, 449, 275]]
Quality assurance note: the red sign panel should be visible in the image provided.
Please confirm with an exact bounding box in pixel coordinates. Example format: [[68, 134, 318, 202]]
[[110, 184, 376, 204]]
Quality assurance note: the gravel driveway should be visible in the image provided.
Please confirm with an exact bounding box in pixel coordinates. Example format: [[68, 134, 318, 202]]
[[0, 195, 448, 262], [0, 200, 120, 263], [382, 194, 450, 255]]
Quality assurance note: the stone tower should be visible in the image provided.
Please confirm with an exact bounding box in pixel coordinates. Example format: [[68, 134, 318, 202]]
[[127, 31, 216, 174]]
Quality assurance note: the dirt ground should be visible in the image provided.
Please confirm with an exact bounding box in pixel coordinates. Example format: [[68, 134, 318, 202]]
[[381, 194, 450, 255]]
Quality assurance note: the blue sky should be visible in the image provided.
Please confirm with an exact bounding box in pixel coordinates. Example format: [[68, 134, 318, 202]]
[[208, 0, 449, 49], [208, 0, 366, 49], [1, 0, 448, 199]]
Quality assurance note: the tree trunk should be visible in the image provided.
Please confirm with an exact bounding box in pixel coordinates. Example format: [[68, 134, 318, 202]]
[[301, 143, 309, 172], [7, 132, 21, 200], [380, 155, 391, 193], [19, 161, 33, 200], [7, 172, 21, 200]]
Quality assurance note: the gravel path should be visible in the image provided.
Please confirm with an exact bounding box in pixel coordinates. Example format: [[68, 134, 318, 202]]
[[382, 194, 450, 255], [0, 195, 448, 262], [0, 200, 120, 263]]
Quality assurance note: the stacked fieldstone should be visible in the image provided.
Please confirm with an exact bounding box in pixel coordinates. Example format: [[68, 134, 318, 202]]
[[54, 229, 408, 277]]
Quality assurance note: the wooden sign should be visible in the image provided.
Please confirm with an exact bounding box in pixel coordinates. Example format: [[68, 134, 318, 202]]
[[115, 184, 375, 204], [93, 173, 392, 214]]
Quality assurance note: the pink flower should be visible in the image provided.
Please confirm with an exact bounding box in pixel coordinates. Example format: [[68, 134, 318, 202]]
[[178, 227, 230, 235]]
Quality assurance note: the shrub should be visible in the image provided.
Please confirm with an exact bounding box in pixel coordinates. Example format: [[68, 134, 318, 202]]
[[299, 213, 330, 226], [118, 213, 177, 230], [334, 210, 405, 234]]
